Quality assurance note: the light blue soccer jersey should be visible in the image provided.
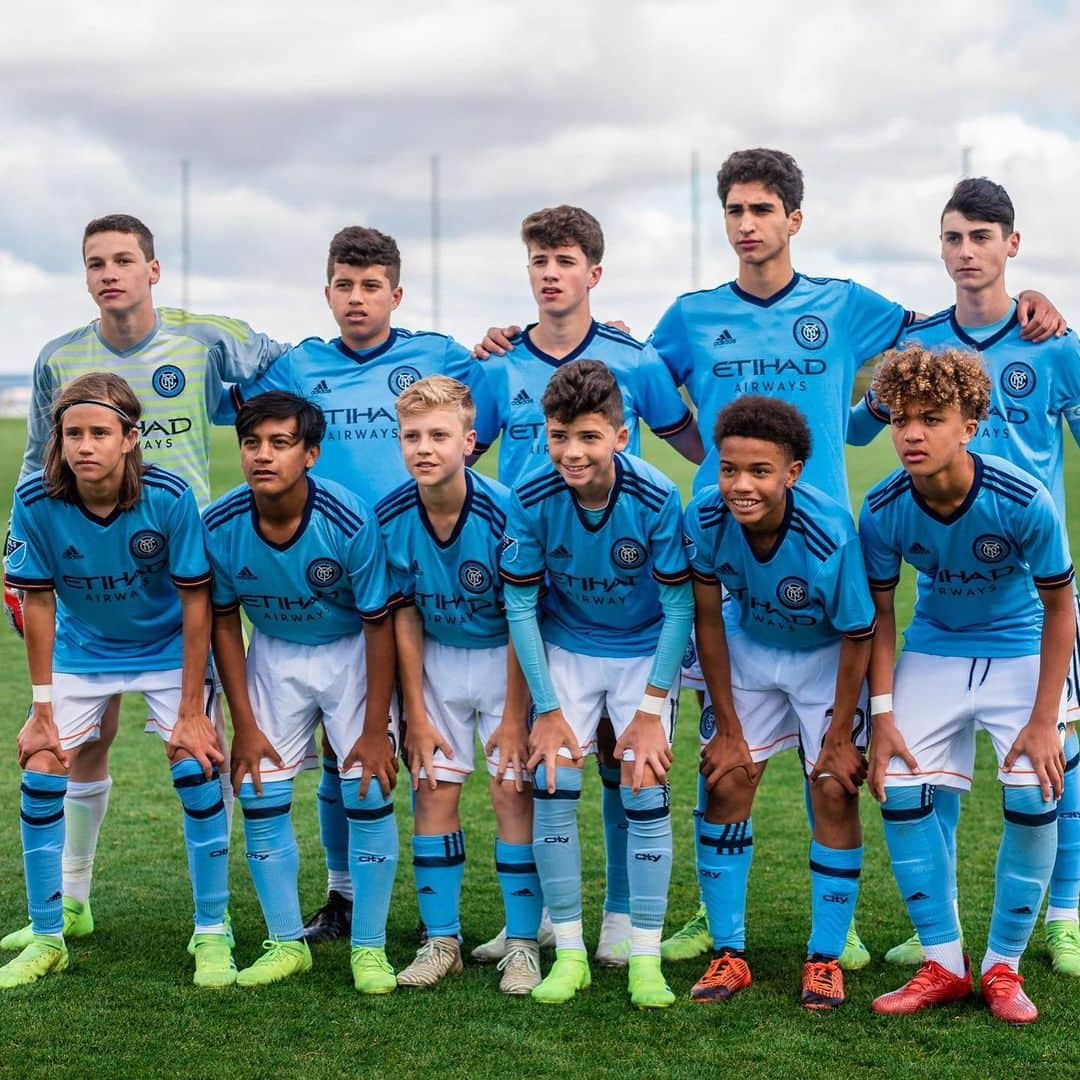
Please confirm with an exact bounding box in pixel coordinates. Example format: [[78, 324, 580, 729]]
[[4, 467, 211, 673], [851, 305, 1080, 509], [220, 331, 499, 507], [482, 321, 692, 484], [683, 482, 876, 651], [376, 470, 509, 649], [499, 453, 690, 658], [649, 274, 913, 504], [203, 475, 394, 645], [859, 453, 1074, 658]]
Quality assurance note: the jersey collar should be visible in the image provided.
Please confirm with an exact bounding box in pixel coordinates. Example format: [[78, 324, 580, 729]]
[[742, 487, 793, 564], [521, 320, 599, 368], [334, 328, 398, 364], [729, 273, 800, 308], [910, 452, 983, 525], [569, 453, 625, 533], [948, 305, 1019, 352], [73, 496, 125, 528], [252, 476, 317, 551], [416, 469, 474, 550], [92, 311, 161, 358]]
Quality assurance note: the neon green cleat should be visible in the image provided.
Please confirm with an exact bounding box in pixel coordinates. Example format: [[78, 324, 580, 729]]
[[236, 939, 311, 988], [660, 905, 712, 962], [0, 935, 68, 989], [187, 910, 234, 957], [531, 949, 591, 1004], [1, 898, 92, 952], [838, 921, 871, 971], [627, 954, 675, 1009], [884, 932, 925, 967], [351, 946, 396, 994], [191, 933, 237, 989], [1046, 920, 1080, 977]]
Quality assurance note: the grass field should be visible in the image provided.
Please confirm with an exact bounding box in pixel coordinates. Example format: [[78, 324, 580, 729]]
[[0, 419, 1077, 1079]]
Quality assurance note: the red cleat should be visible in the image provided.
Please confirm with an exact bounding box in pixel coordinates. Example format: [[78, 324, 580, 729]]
[[980, 963, 1038, 1025], [801, 958, 845, 1010], [871, 958, 972, 1015], [690, 950, 752, 1003]]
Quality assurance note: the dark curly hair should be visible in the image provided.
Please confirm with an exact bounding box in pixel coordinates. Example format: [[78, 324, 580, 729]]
[[541, 359, 623, 428], [713, 395, 811, 463], [717, 149, 804, 214], [872, 345, 990, 422], [327, 226, 401, 286]]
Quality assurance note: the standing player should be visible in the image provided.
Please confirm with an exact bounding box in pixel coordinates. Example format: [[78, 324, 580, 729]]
[[862, 346, 1074, 1024], [3, 213, 287, 951], [472, 204, 704, 967], [220, 225, 500, 945], [204, 392, 398, 991], [500, 360, 693, 1008], [849, 178, 1080, 973], [377, 376, 540, 994], [1, 373, 231, 989], [682, 396, 875, 1010]]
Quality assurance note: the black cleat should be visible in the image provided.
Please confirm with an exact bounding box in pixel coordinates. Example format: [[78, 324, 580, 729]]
[[302, 890, 352, 944]]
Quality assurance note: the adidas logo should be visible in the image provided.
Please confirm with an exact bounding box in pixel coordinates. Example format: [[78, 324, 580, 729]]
[[718, 562, 737, 575], [62, 545, 84, 560], [418, 885, 436, 895], [310, 379, 332, 395], [511, 387, 534, 407], [1009, 905, 1033, 915], [236, 566, 258, 581], [550, 544, 573, 560], [909, 542, 930, 555], [905, 891, 929, 902], [511, 888, 536, 897], [48, 891, 63, 903], [712, 329, 736, 346]]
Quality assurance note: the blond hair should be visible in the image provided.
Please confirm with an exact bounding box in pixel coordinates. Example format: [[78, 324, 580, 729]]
[[872, 344, 990, 422], [394, 375, 476, 429]]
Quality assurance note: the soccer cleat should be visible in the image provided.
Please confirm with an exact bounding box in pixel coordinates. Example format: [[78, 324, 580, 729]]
[[531, 949, 591, 1004], [838, 922, 870, 971], [1, 898, 93, 952], [236, 939, 312, 988], [301, 890, 351, 945], [351, 946, 397, 995], [396, 937, 463, 989], [497, 938, 542, 995], [690, 950, 752, 1003], [871, 958, 972, 1015], [595, 910, 632, 968], [1046, 920, 1080, 977], [627, 954, 676, 1009], [980, 963, 1038, 1024], [186, 910, 235, 957], [883, 931, 925, 967], [191, 933, 237, 989], [801, 958, 845, 1010], [0, 936, 69, 989], [661, 904, 712, 962]]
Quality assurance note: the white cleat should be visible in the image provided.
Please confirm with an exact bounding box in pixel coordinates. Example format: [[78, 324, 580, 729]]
[[595, 910, 632, 968], [472, 909, 555, 962], [497, 938, 542, 995]]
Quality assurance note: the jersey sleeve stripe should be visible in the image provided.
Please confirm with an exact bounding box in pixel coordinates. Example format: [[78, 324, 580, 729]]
[[313, 492, 365, 532], [18, 490, 49, 508], [791, 511, 838, 557], [594, 325, 644, 348], [842, 621, 877, 641], [3, 574, 54, 590], [172, 572, 212, 588], [981, 466, 1037, 501], [15, 477, 47, 500], [869, 575, 900, 591], [867, 478, 911, 513], [359, 601, 394, 623], [1033, 567, 1076, 590], [649, 410, 693, 439], [312, 498, 362, 538], [499, 568, 545, 586], [622, 470, 671, 503], [204, 502, 252, 532], [653, 567, 691, 585], [212, 601, 240, 615], [981, 480, 1035, 507], [690, 568, 720, 585], [865, 390, 890, 423], [520, 483, 567, 509]]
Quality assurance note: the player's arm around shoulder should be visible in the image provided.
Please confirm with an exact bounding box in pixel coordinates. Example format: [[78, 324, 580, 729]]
[[165, 308, 291, 382]]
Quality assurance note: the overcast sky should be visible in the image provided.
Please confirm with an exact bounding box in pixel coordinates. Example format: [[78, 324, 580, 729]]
[[2, 0, 1079, 371]]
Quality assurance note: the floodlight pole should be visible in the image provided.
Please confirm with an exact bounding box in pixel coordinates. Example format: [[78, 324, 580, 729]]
[[691, 150, 702, 291], [961, 146, 973, 178], [180, 159, 191, 311], [431, 153, 441, 331]]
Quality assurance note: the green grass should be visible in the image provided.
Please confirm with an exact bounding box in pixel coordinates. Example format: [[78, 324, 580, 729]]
[[0, 421, 1077, 1079]]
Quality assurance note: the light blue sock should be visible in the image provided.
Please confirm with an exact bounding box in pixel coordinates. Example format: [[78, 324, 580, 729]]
[[532, 764, 582, 925], [238, 779, 302, 940], [20, 771, 67, 936], [171, 759, 229, 931], [316, 757, 349, 887], [622, 785, 672, 932], [495, 839, 543, 940], [881, 785, 958, 946], [935, 787, 962, 909], [807, 841, 861, 959], [413, 831, 465, 938], [1048, 732, 1080, 914], [990, 786, 1057, 960], [599, 762, 630, 916], [697, 818, 752, 951], [341, 779, 397, 947]]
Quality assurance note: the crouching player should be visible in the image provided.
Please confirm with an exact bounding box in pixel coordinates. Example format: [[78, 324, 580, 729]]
[[682, 396, 875, 1009], [376, 376, 540, 993], [1, 373, 230, 989], [499, 359, 693, 1008], [204, 392, 399, 991], [861, 346, 1074, 1023]]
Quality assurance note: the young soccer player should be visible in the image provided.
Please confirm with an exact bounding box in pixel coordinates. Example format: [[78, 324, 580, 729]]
[[376, 376, 539, 994], [499, 359, 693, 1008], [472, 204, 705, 967], [221, 225, 499, 944], [3, 213, 287, 951], [1, 373, 231, 990], [850, 178, 1080, 972], [682, 396, 875, 1009], [861, 346, 1074, 1024], [204, 391, 398, 991]]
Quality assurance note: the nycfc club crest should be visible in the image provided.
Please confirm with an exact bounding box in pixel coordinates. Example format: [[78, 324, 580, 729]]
[[1000, 362, 1036, 399], [129, 530, 166, 560], [152, 364, 186, 398], [458, 561, 490, 594], [387, 366, 422, 395], [611, 537, 646, 569], [973, 534, 1011, 563], [777, 576, 810, 609], [792, 315, 828, 351], [306, 558, 344, 589]]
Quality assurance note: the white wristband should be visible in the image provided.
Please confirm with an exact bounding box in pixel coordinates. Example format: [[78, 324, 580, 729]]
[[637, 694, 665, 717], [869, 694, 893, 716], [31, 684, 52, 704]]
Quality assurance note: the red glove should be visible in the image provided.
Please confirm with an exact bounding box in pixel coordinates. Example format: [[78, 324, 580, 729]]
[[4, 582, 25, 638]]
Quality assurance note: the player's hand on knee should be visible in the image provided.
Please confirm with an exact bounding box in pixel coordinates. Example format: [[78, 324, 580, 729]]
[[866, 713, 918, 802], [810, 737, 868, 796], [700, 730, 758, 793], [615, 716, 673, 794], [526, 710, 581, 793], [403, 717, 453, 792], [4, 583, 25, 639], [168, 712, 225, 778], [345, 732, 399, 799], [473, 325, 521, 360], [1005, 720, 1066, 802], [230, 726, 284, 796], [17, 705, 69, 770], [485, 722, 528, 792]]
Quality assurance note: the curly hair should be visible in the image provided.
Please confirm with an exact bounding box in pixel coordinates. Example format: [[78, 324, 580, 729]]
[[717, 149, 804, 214], [713, 395, 811, 462], [327, 226, 401, 286], [872, 345, 990, 421], [541, 359, 623, 428], [521, 205, 604, 265]]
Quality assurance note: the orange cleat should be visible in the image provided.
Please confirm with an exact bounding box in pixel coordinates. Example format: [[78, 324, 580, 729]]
[[801, 958, 845, 1010], [690, 950, 752, 1003], [980, 963, 1038, 1025], [871, 958, 972, 1015]]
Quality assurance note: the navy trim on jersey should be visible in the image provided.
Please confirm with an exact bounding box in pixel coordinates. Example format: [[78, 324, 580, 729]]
[[868, 575, 901, 592], [172, 571, 213, 589], [374, 482, 418, 527], [650, 409, 693, 439], [981, 462, 1038, 508], [730, 273, 800, 308], [1034, 567, 1076, 590], [744, 489, 794, 564], [864, 389, 890, 424], [213, 600, 241, 616], [908, 453, 983, 525], [653, 566, 692, 585], [418, 470, 475, 549], [499, 567, 546, 586], [74, 497, 124, 529], [204, 489, 254, 533], [521, 320, 599, 368], [572, 455, 626, 533], [594, 324, 644, 350], [843, 622, 877, 641], [3, 573, 54, 590], [698, 501, 730, 531], [333, 329, 398, 365], [886, 309, 919, 349], [690, 567, 721, 586], [908, 307, 953, 333], [866, 472, 911, 515], [517, 470, 567, 508], [949, 309, 1020, 352], [143, 466, 188, 498], [252, 477, 316, 552], [790, 506, 838, 562], [312, 486, 365, 538]]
